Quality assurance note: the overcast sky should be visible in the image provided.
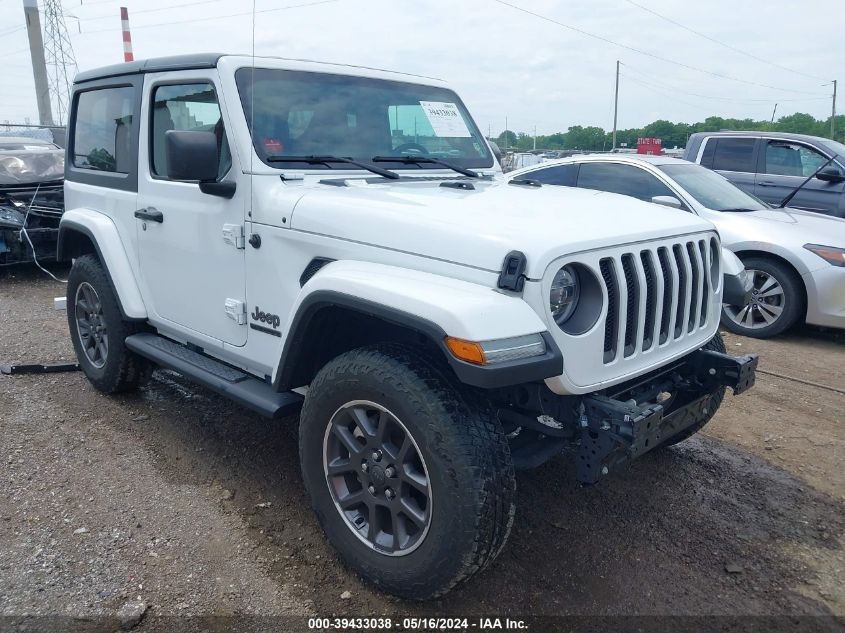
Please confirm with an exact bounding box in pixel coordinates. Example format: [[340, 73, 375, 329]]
[[0, 0, 839, 135]]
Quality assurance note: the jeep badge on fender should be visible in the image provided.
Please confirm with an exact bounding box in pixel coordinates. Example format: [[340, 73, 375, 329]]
[[251, 306, 280, 329], [58, 53, 757, 601]]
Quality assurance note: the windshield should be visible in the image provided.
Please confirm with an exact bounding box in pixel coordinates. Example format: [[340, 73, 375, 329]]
[[235, 68, 494, 170], [821, 139, 845, 161], [659, 163, 768, 211]]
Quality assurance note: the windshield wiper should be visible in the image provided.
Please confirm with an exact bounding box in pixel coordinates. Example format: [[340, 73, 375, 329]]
[[371, 155, 479, 178], [719, 207, 758, 212], [778, 153, 840, 208], [266, 155, 399, 180]]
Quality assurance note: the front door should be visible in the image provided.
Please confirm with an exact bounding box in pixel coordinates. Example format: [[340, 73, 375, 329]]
[[136, 75, 247, 345], [755, 139, 845, 214]]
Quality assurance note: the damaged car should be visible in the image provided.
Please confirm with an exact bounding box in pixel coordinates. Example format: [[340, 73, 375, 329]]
[[0, 136, 65, 266]]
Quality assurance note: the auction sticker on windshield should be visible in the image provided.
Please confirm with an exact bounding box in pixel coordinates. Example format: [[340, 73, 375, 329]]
[[420, 101, 471, 137]]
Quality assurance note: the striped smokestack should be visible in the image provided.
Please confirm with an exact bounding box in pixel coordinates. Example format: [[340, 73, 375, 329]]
[[120, 6, 134, 62]]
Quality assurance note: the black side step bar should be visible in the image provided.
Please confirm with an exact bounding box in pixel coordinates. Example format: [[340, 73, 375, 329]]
[[125, 333, 302, 419]]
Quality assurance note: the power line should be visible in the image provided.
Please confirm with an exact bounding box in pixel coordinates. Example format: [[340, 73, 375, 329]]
[[78, 0, 341, 34], [490, 0, 824, 95], [622, 63, 829, 103], [623, 0, 826, 81], [69, 0, 229, 23], [621, 74, 716, 113], [0, 24, 26, 36]]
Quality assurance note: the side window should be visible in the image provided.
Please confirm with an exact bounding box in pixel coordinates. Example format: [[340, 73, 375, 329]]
[[72, 86, 134, 173], [576, 163, 676, 202], [699, 138, 716, 168], [711, 138, 756, 173], [526, 164, 578, 186], [764, 141, 843, 177], [150, 83, 231, 179]]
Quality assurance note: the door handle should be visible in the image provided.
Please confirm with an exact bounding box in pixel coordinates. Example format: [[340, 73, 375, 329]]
[[757, 181, 777, 187], [134, 207, 164, 223]]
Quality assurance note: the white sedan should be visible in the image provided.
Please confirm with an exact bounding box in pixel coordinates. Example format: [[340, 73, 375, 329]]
[[509, 154, 845, 338]]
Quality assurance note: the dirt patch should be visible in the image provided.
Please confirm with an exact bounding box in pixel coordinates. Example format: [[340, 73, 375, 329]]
[[1, 264, 843, 625]]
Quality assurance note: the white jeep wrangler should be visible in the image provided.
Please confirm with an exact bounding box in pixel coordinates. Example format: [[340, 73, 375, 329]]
[[59, 54, 757, 599]]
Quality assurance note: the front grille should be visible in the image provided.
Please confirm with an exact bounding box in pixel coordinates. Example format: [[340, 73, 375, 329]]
[[599, 258, 618, 364], [601, 237, 718, 364]]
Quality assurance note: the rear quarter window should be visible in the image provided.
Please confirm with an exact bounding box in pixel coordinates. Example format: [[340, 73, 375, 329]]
[[710, 138, 756, 173], [72, 86, 135, 173]]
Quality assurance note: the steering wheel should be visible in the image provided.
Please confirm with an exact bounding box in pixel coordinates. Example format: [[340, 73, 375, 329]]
[[393, 143, 429, 155]]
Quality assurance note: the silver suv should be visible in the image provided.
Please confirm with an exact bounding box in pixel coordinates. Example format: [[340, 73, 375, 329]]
[[684, 131, 845, 218]]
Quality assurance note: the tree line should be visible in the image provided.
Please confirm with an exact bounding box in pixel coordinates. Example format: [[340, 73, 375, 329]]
[[495, 113, 845, 152]]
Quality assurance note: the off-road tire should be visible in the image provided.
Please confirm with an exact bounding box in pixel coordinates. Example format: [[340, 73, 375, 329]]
[[299, 344, 516, 600], [67, 254, 152, 393], [720, 256, 804, 339], [656, 332, 727, 448]]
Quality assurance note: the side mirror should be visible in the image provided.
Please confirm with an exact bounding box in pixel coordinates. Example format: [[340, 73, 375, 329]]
[[651, 195, 683, 209], [165, 130, 219, 181], [816, 167, 845, 183], [488, 140, 503, 165]]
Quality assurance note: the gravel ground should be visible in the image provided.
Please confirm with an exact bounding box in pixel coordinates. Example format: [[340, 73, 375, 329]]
[[1, 264, 843, 631]]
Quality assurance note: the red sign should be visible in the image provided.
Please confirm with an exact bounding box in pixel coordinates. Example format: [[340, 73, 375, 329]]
[[637, 137, 663, 155]]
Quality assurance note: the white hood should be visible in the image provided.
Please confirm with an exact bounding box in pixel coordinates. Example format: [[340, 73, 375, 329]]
[[289, 178, 716, 278]]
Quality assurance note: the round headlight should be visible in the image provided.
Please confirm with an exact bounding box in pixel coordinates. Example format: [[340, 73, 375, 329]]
[[550, 265, 580, 326]]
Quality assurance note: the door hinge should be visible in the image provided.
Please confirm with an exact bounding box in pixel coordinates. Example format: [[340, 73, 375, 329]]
[[224, 298, 247, 325], [222, 224, 245, 249]]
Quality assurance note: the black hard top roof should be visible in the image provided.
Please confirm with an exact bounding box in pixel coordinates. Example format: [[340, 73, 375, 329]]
[[74, 53, 225, 84]]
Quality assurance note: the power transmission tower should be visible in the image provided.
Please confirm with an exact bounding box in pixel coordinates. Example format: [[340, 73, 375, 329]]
[[41, 0, 78, 126]]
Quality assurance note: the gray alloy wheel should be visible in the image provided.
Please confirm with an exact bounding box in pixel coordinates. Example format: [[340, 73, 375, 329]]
[[74, 281, 109, 368], [322, 399, 432, 556], [723, 268, 785, 330]]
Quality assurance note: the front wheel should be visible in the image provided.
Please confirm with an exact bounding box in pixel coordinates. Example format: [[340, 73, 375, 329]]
[[721, 256, 804, 338], [299, 344, 515, 600]]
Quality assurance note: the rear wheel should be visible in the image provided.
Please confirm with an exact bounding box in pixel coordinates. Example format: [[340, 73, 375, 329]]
[[721, 256, 804, 338], [299, 344, 515, 600], [67, 255, 152, 393]]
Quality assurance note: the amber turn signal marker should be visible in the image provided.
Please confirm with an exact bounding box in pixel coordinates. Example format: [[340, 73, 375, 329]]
[[444, 337, 486, 365]]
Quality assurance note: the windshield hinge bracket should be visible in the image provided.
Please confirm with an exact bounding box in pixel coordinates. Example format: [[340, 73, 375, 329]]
[[498, 250, 527, 292], [224, 298, 247, 325], [222, 224, 245, 249]]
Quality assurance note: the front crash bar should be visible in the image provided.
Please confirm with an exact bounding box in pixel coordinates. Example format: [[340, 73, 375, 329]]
[[575, 349, 758, 484]]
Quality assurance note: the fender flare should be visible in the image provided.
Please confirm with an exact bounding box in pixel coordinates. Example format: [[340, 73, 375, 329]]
[[57, 209, 147, 320], [273, 261, 562, 390]]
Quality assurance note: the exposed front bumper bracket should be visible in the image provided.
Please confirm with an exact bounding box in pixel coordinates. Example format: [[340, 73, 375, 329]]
[[689, 349, 759, 395], [575, 349, 758, 484]]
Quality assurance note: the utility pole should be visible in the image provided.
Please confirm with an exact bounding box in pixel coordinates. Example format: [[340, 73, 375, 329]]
[[505, 116, 508, 149], [832, 80, 838, 140], [612, 60, 620, 151], [771, 103, 778, 123], [23, 0, 54, 126], [533, 125, 537, 151]]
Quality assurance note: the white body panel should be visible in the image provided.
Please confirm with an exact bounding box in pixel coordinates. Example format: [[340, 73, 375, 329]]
[[134, 68, 248, 346], [60, 206, 146, 318], [288, 260, 547, 341], [531, 230, 722, 394]]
